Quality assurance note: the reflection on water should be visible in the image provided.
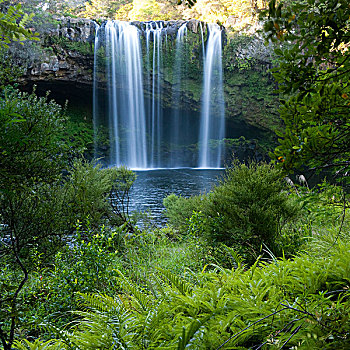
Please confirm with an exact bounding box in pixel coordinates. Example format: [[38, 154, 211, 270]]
[[129, 168, 224, 224]]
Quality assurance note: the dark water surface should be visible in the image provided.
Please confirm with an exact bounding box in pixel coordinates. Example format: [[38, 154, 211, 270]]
[[129, 168, 224, 224]]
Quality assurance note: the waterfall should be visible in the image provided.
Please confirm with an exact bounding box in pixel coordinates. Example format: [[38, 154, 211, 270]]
[[169, 23, 187, 167], [145, 21, 164, 168], [96, 21, 147, 168], [92, 21, 100, 159], [198, 23, 225, 168], [93, 20, 225, 169]]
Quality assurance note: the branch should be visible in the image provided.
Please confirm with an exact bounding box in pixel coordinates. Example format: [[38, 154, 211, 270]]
[[309, 161, 350, 171], [0, 326, 8, 350], [8, 227, 28, 349]]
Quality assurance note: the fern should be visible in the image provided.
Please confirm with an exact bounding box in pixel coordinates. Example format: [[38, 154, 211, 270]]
[[156, 267, 193, 296], [116, 270, 153, 312], [177, 314, 213, 350], [77, 292, 125, 315], [13, 339, 67, 350]]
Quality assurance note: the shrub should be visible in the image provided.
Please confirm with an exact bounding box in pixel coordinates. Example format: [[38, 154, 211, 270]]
[[19, 224, 127, 332], [164, 162, 301, 262], [62, 159, 119, 232], [0, 88, 136, 348], [205, 161, 300, 260], [163, 193, 207, 230]]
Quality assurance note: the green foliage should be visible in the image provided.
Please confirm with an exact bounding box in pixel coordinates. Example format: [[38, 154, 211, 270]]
[[82, 0, 132, 19], [163, 193, 207, 230], [62, 159, 117, 230], [185, 210, 207, 237], [165, 162, 300, 262], [13, 338, 66, 350], [129, 0, 162, 20], [0, 0, 39, 48], [0, 86, 71, 348], [0, 86, 136, 349], [206, 161, 300, 259], [64, 120, 94, 156], [108, 165, 137, 228], [48, 36, 93, 56], [19, 232, 350, 349], [262, 0, 350, 180], [0, 88, 70, 187], [0, 47, 25, 87], [21, 225, 126, 327]]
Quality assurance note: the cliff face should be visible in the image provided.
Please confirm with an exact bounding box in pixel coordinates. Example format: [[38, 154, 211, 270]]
[[20, 17, 279, 135], [22, 17, 96, 86]]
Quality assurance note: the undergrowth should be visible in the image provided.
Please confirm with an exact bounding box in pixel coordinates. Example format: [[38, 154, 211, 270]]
[[15, 225, 350, 349]]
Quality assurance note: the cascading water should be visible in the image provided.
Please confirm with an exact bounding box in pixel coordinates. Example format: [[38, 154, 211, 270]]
[[92, 21, 100, 159], [146, 22, 164, 168], [94, 21, 147, 168], [93, 20, 225, 169], [169, 23, 187, 167], [198, 23, 225, 168]]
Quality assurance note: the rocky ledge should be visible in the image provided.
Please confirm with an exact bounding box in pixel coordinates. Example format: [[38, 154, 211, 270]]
[[20, 17, 210, 87]]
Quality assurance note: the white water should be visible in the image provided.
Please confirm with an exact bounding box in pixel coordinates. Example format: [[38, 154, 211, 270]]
[[169, 23, 187, 167], [198, 23, 225, 168], [146, 22, 164, 168], [92, 21, 100, 159], [93, 21, 225, 169], [104, 21, 147, 168]]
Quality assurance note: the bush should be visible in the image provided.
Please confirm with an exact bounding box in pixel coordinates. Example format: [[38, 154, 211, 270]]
[[19, 224, 127, 333], [62, 159, 125, 232], [205, 161, 300, 260], [0, 88, 136, 349], [163, 193, 207, 230], [164, 162, 300, 263]]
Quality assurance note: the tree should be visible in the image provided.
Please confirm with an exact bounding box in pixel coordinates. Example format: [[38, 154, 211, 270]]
[[0, 89, 137, 349], [263, 0, 350, 180], [82, 0, 131, 19], [129, 0, 162, 20], [0, 88, 74, 350]]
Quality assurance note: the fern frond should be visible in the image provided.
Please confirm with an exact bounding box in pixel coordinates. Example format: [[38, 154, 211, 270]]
[[13, 339, 67, 350], [221, 244, 246, 269], [37, 323, 73, 349], [177, 314, 213, 350], [77, 292, 125, 314], [116, 270, 153, 312], [148, 273, 168, 299], [156, 267, 193, 296]]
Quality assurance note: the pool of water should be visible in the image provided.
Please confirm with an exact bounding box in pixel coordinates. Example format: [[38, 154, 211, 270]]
[[128, 168, 224, 225]]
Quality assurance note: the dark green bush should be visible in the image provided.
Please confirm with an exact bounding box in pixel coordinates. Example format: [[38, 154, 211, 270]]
[[164, 162, 300, 262], [62, 159, 131, 232], [205, 161, 300, 259], [0, 88, 136, 348]]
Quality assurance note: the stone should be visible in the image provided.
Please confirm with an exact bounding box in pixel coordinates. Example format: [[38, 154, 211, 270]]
[[40, 63, 50, 72], [186, 19, 201, 34]]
